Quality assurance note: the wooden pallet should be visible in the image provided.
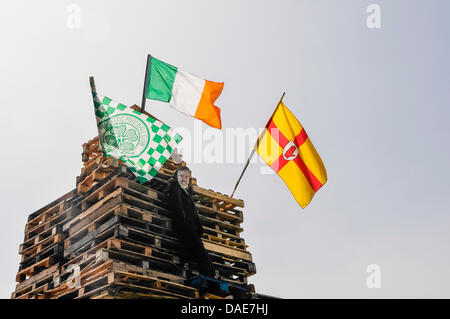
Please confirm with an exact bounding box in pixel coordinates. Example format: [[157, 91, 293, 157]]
[[64, 222, 185, 273], [192, 185, 244, 211], [64, 237, 181, 270], [196, 202, 243, 225], [63, 216, 200, 273], [13, 282, 53, 299], [63, 206, 178, 255], [209, 250, 255, 275], [22, 224, 61, 252], [199, 214, 243, 237], [203, 233, 248, 251], [212, 263, 248, 286], [80, 136, 182, 176], [60, 250, 185, 286], [80, 137, 104, 174], [12, 135, 257, 299], [26, 190, 77, 225], [64, 216, 251, 284], [121, 191, 171, 218], [202, 238, 252, 262], [25, 190, 77, 234], [80, 281, 194, 299], [188, 274, 251, 298], [20, 233, 64, 262], [81, 136, 101, 161], [105, 238, 180, 264], [64, 215, 124, 256], [113, 224, 183, 253], [136, 181, 247, 251], [79, 178, 129, 212], [49, 261, 115, 299], [19, 242, 63, 270], [113, 271, 198, 298], [120, 203, 172, 229], [77, 165, 116, 194], [12, 264, 60, 298], [23, 206, 79, 242], [48, 259, 198, 299], [16, 256, 59, 283], [64, 177, 168, 235], [95, 247, 183, 276], [202, 226, 246, 247], [13, 271, 58, 299], [116, 181, 246, 241]]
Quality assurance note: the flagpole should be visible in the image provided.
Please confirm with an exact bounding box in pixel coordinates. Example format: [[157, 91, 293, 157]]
[[89, 76, 97, 95], [89, 76, 108, 162], [230, 92, 285, 198], [141, 54, 152, 112]]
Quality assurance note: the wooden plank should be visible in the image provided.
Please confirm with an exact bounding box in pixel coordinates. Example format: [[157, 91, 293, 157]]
[[14, 283, 51, 299], [81, 282, 191, 299], [64, 215, 121, 254], [15, 264, 60, 292], [114, 178, 159, 200], [203, 235, 247, 250], [192, 185, 244, 208], [20, 233, 64, 260], [97, 248, 183, 276], [106, 238, 180, 264], [114, 270, 198, 297], [16, 256, 54, 282], [27, 189, 76, 223], [122, 193, 171, 218], [22, 224, 60, 251], [196, 202, 243, 223], [202, 225, 245, 242], [121, 204, 171, 228], [63, 188, 122, 233], [25, 205, 79, 241], [19, 243, 63, 271], [77, 166, 114, 194], [65, 195, 123, 237], [198, 214, 243, 235], [203, 241, 252, 262], [26, 203, 62, 232], [61, 238, 185, 285]]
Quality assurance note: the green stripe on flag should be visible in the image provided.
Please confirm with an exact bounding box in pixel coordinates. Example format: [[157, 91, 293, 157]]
[[146, 57, 178, 102]]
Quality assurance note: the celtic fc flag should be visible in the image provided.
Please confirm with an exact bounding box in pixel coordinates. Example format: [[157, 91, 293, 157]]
[[91, 85, 182, 183]]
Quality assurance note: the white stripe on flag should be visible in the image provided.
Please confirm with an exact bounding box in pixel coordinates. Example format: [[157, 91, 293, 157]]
[[169, 69, 205, 116]]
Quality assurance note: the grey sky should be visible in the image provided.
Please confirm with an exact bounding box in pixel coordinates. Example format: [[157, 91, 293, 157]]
[[1, 0, 449, 298]]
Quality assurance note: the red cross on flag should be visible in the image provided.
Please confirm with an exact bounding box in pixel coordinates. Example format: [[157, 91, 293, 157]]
[[256, 101, 327, 208]]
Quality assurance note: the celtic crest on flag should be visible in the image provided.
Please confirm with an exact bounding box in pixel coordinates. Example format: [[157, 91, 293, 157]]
[[90, 81, 182, 184]]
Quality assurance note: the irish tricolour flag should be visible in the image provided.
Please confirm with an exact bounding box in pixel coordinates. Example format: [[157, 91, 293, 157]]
[[146, 57, 224, 129]]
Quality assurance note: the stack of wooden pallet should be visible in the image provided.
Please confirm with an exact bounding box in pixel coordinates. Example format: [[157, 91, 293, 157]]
[[12, 136, 256, 299]]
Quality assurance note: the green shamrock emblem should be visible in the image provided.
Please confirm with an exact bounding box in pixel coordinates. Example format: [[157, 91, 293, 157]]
[[103, 124, 139, 153]]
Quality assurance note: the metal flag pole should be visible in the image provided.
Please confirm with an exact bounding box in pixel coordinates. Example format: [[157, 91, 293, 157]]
[[141, 54, 152, 112], [230, 92, 285, 198]]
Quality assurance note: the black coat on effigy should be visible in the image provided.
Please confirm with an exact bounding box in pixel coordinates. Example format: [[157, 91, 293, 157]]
[[167, 178, 204, 237]]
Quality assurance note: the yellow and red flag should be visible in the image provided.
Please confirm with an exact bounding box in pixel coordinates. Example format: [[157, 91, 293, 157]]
[[256, 101, 327, 208]]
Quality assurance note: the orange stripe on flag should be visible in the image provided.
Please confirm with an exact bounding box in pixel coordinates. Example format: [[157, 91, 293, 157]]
[[194, 80, 224, 129]]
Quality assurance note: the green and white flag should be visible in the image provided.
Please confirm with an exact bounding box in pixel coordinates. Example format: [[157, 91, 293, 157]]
[[91, 88, 182, 183]]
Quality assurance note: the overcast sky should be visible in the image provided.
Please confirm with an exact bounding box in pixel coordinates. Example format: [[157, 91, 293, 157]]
[[1, 0, 449, 298]]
